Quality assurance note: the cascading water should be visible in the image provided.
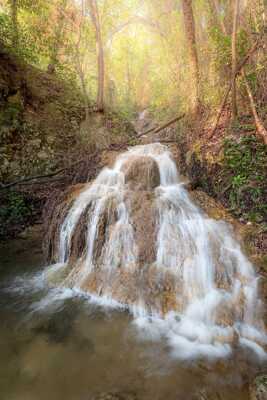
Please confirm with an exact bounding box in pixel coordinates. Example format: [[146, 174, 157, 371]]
[[46, 143, 267, 361]]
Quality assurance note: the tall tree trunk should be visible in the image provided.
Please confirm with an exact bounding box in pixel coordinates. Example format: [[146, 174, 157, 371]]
[[181, 0, 200, 113], [78, 66, 90, 121], [10, 0, 19, 48], [208, 0, 227, 34], [242, 69, 267, 145], [263, 0, 267, 27], [75, 0, 90, 121], [231, 0, 240, 120], [88, 0, 105, 112], [126, 47, 132, 105], [48, 0, 68, 74]]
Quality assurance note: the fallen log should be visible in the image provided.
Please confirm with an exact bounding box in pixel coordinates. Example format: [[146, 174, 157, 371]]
[[1, 115, 186, 191], [136, 125, 158, 137], [137, 114, 185, 138], [0, 159, 85, 191]]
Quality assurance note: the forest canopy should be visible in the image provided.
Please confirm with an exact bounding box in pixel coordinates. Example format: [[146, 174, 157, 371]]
[[0, 0, 266, 236], [0, 0, 266, 123]]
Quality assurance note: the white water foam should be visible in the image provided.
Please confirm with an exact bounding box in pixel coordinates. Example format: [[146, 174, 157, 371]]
[[40, 143, 267, 361]]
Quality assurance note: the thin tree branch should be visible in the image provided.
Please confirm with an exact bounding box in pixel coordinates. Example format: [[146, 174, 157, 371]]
[[242, 68, 267, 145], [208, 38, 263, 139]]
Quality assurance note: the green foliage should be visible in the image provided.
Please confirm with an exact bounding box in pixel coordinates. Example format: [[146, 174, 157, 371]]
[[0, 101, 23, 151], [223, 136, 267, 222], [54, 62, 77, 84], [0, 102, 21, 126], [237, 29, 250, 59], [0, 0, 265, 114], [0, 192, 31, 222], [0, 192, 32, 237], [0, 13, 13, 47], [209, 27, 231, 69], [209, 27, 250, 69], [0, 12, 39, 63]]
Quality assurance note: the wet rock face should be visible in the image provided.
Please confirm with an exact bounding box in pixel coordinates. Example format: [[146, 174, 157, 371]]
[[127, 190, 157, 265], [46, 156, 161, 266], [45, 142, 266, 356], [115, 155, 160, 265], [45, 152, 170, 311], [43, 183, 88, 263], [122, 156, 160, 191]]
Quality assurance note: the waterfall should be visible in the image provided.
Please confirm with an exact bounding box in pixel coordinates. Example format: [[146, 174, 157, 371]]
[[47, 143, 266, 361]]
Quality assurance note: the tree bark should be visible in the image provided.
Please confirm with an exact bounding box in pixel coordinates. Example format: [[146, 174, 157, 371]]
[[231, 0, 240, 120], [208, 0, 227, 34], [10, 0, 19, 48], [88, 0, 105, 112], [242, 69, 267, 145], [75, 1, 90, 121], [208, 38, 262, 139], [181, 0, 200, 113], [78, 64, 90, 121], [48, 0, 68, 74]]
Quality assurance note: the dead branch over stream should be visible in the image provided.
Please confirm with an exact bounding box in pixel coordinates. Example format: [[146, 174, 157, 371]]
[[136, 114, 185, 138], [1, 114, 186, 191]]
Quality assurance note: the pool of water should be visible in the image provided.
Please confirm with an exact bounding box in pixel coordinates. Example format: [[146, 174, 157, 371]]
[[0, 233, 262, 400]]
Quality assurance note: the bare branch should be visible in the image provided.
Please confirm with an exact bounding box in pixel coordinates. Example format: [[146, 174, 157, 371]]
[[208, 38, 263, 139], [242, 68, 267, 145], [137, 114, 185, 138]]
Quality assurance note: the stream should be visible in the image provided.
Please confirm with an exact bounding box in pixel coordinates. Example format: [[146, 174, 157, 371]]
[[0, 240, 256, 400], [0, 143, 266, 400]]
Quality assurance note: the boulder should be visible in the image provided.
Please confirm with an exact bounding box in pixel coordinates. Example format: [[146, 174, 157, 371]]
[[122, 155, 160, 191]]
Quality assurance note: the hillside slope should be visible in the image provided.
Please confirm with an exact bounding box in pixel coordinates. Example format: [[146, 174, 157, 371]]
[[0, 49, 134, 239]]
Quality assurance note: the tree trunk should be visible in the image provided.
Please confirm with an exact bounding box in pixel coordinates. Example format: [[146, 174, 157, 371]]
[[231, 0, 240, 120], [10, 0, 19, 48], [48, 0, 68, 74], [181, 0, 200, 113], [75, 1, 90, 121], [262, 0, 267, 26], [78, 67, 90, 121], [88, 0, 105, 112], [242, 69, 267, 145], [208, 38, 262, 139], [208, 0, 227, 34]]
